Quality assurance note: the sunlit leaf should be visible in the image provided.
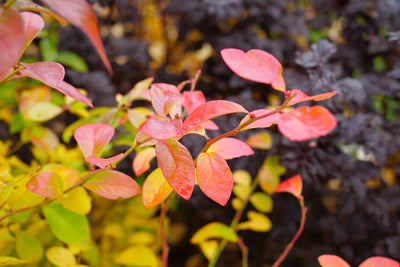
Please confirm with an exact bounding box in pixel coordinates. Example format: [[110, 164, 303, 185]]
[[133, 147, 156, 176], [41, 0, 112, 75], [142, 168, 173, 209], [15, 62, 93, 107], [0, 8, 24, 80], [245, 131, 273, 150], [128, 231, 155, 245], [239, 109, 282, 131], [232, 198, 244, 211], [196, 152, 233, 206], [221, 48, 286, 92], [236, 211, 272, 232], [249, 192, 273, 213], [85, 153, 124, 169], [140, 118, 182, 140], [27, 171, 64, 198], [287, 89, 337, 106], [156, 139, 195, 200], [113, 245, 158, 266], [233, 170, 251, 186], [257, 156, 286, 194], [207, 138, 253, 159], [190, 222, 238, 244], [318, 255, 351, 267], [274, 174, 303, 199], [16, 231, 43, 263], [83, 170, 141, 199], [359, 256, 400, 267], [278, 106, 337, 141], [42, 202, 90, 245], [58, 187, 92, 215], [46, 247, 76, 267], [149, 83, 180, 118], [74, 123, 114, 158], [0, 257, 27, 266], [27, 102, 63, 122]]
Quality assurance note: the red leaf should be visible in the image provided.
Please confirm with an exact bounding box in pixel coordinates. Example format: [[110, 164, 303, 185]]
[[27, 171, 63, 198], [239, 109, 282, 130], [278, 106, 337, 141], [182, 100, 247, 133], [196, 152, 234, 206], [149, 83, 180, 118], [140, 118, 182, 140], [156, 140, 195, 200], [74, 123, 115, 158], [41, 0, 112, 75], [274, 174, 303, 199], [83, 170, 141, 199], [359, 257, 400, 267], [208, 138, 254, 159], [181, 91, 206, 114], [142, 168, 173, 209], [21, 12, 44, 51], [86, 153, 124, 169], [287, 89, 337, 106], [318, 255, 351, 267], [221, 48, 286, 92], [15, 62, 93, 107], [133, 147, 156, 176], [0, 7, 25, 80]]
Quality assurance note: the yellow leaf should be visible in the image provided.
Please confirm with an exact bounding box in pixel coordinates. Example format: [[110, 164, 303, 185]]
[[46, 247, 76, 267], [233, 170, 251, 186], [128, 231, 155, 245], [103, 223, 125, 239], [232, 198, 244, 211], [113, 245, 158, 266], [236, 211, 272, 232], [245, 131, 273, 150], [7, 175, 45, 210], [142, 168, 173, 209], [0, 257, 26, 265], [200, 240, 219, 261], [257, 156, 286, 194], [190, 222, 238, 244], [233, 184, 251, 200], [58, 187, 92, 215]]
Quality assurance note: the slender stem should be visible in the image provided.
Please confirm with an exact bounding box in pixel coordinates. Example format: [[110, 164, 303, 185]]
[[160, 192, 176, 267], [0, 206, 33, 223], [237, 237, 249, 267], [2, 0, 17, 8], [190, 70, 202, 92], [271, 198, 307, 267], [0, 67, 24, 87]]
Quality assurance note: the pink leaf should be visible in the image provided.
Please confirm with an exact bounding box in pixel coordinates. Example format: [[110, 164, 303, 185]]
[[278, 106, 337, 141], [208, 138, 254, 159], [239, 109, 282, 130], [140, 118, 182, 140], [221, 48, 286, 92], [83, 170, 141, 199], [359, 257, 400, 267], [0, 7, 25, 80], [318, 255, 351, 267], [202, 120, 219, 130], [41, 0, 112, 75], [142, 168, 173, 209], [156, 140, 195, 200], [149, 83, 180, 118], [182, 100, 247, 133], [27, 171, 63, 198], [12, 0, 67, 26], [287, 89, 337, 106], [21, 12, 44, 51], [181, 91, 206, 114], [196, 152, 234, 206], [274, 174, 303, 199], [15, 62, 93, 107], [86, 153, 124, 169], [133, 147, 156, 176], [74, 123, 115, 158]]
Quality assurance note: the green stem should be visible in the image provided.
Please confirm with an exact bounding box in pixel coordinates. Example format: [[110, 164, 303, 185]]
[[2, 0, 17, 8], [0, 67, 24, 87]]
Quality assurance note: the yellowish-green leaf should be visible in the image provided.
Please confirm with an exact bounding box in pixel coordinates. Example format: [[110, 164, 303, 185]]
[[102, 223, 125, 239], [128, 107, 154, 128], [126, 77, 153, 103], [190, 222, 238, 244], [233, 184, 251, 200], [113, 245, 158, 266], [233, 170, 251, 186], [257, 156, 286, 194], [232, 198, 244, 211], [200, 240, 219, 261], [16, 231, 43, 262], [249, 192, 273, 213], [236, 211, 272, 232], [27, 102, 63, 122], [46, 246, 76, 267], [245, 131, 273, 150], [0, 257, 27, 265], [58, 187, 92, 215], [128, 231, 155, 245]]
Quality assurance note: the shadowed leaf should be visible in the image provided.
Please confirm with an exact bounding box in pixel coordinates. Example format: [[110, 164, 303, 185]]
[[133, 147, 156, 176]]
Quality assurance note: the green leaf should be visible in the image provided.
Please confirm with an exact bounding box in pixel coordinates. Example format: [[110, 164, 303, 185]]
[[42, 202, 90, 245], [16, 231, 43, 263], [39, 38, 58, 61], [0, 257, 27, 266], [57, 51, 88, 73], [113, 245, 158, 266], [9, 112, 26, 134], [190, 222, 238, 244], [249, 192, 273, 213], [236, 211, 272, 232]]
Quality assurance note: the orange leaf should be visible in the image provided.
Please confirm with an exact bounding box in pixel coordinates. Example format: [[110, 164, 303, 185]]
[[142, 168, 173, 209], [359, 256, 400, 267], [278, 106, 337, 141], [287, 89, 337, 106], [221, 48, 286, 92], [156, 140, 195, 200], [133, 147, 156, 176], [208, 138, 253, 159], [41, 0, 112, 75], [196, 152, 234, 206], [318, 255, 351, 267], [274, 174, 303, 199]]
